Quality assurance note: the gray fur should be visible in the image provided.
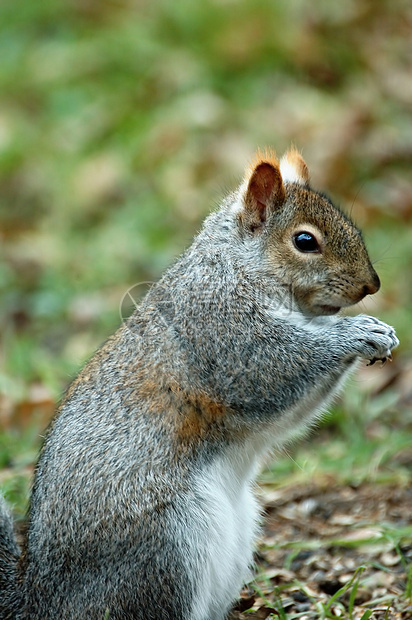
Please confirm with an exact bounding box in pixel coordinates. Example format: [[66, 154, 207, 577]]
[[0, 496, 22, 619]]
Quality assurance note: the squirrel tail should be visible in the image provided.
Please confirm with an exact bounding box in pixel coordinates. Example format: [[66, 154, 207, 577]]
[[0, 494, 22, 619]]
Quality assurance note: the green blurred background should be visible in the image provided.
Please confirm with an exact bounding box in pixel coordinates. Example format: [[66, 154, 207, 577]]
[[0, 0, 411, 515]]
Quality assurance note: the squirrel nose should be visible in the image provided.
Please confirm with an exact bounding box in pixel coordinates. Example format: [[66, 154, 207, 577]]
[[363, 273, 380, 297]]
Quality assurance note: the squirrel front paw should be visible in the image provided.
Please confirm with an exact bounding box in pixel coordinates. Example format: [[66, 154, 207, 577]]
[[339, 315, 399, 364]]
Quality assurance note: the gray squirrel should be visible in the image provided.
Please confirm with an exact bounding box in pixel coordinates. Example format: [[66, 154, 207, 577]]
[[0, 148, 399, 619]]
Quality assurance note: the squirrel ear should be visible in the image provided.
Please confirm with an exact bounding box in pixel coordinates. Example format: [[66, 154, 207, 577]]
[[279, 148, 310, 186], [242, 154, 285, 230]]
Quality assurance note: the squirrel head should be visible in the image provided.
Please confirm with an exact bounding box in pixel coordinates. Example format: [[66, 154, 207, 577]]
[[236, 148, 380, 317]]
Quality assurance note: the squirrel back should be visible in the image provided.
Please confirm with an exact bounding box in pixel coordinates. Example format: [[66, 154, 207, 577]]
[[0, 149, 398, 619]]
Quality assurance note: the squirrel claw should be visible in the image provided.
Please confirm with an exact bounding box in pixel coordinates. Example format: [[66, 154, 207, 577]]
[[367, 353, 392, 367]]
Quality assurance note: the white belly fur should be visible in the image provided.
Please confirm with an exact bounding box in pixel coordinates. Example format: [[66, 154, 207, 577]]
[[189, 446, 263, 620]]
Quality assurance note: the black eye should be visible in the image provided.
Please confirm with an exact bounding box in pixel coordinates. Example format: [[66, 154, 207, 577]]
[[293, 231, 321, 253]]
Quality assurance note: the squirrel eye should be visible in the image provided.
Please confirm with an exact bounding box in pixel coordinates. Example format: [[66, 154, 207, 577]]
[[293, 231, 321, 253]]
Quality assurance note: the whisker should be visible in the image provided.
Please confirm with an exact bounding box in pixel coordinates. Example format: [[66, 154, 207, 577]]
[[349, 183, 365, 220]]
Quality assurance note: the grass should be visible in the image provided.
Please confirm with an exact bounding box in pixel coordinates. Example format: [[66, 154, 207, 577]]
[[261, 380, 411, 489], [249, 521, 412, 618]]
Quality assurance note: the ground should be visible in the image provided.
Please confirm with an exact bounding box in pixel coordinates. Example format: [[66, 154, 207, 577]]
[[231, 481, 412, 619]]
